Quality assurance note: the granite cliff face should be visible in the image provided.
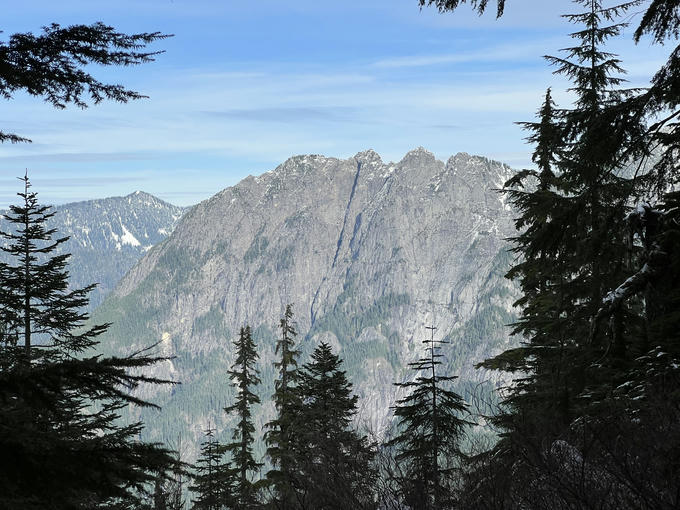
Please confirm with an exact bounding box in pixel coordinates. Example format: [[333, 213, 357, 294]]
[[0, 191, 185, 310], [92, 148, 519, 453]]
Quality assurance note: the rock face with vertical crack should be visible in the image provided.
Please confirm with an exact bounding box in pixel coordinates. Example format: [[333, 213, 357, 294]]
[[92, 148, 519, 456]]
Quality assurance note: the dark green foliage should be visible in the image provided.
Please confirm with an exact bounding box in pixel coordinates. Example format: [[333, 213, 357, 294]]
[[0, 176, 179, 509], [190, 427, 234, 510], [265, 305, 301, 508], [0, 22, 168, 143], [461, 1, 680, 508], [0, 175, 104, 355], [224, 326, 262, 509], [634, 0, 680, 42], [483, 0, 644, 437], [153, 469, 186, 510], [387, 330, 470, 510], [291, 342, 377, 510], [417, 0, 504, 16]]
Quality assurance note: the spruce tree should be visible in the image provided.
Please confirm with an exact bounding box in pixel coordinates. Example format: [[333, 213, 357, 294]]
[[294, 342, 376, 510], [190, 426, 234, 510], [265, 304, 301, 508], [387, 328, 469, 510], [470, 1, 669, 506], [224, 325, 262, 509], [0, 175, 178, 509], [482, 0, 644, 430]]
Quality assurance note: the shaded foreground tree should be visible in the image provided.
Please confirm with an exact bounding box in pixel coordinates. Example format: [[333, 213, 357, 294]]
[[265, 304, 302, 509], [224, 326, 262, 509], [291, 342, 376, 510], [387, 329, 470, 510], [0, 22, 169, 143], [190, 426, 234, 510], [0, 175, 179, 508], [452, 1, 680, 508]]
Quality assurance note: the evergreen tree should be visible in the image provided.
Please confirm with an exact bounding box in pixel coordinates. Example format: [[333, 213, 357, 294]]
[[190, 426, 234, 510], [417, 0, 505, 16], [466, 1, 679, 507], [293, 342, 376, 510], [0, 23, 168, 143], [224, 326, 262, 509], [0, 175, 178, 509], [420, 0, 680, 506], [265, 304, 301, 509], [387, 328, 470, 510], [482, 0, 644, 432]]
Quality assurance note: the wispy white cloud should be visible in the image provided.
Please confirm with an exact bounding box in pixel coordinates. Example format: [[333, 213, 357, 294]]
[[0, 151, 161, 163], [372, 38, 560, 69], [1, 0, 671, 209]]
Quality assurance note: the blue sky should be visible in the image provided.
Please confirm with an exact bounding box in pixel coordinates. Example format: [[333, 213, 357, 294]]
[[0, 0, 669, 208]]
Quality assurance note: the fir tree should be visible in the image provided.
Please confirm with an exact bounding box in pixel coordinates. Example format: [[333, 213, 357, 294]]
[[482, 0, 645, 433], [190, 426, 234, 510], [293, 342, 376, 510], [224, 325, 262, 509], [469, 1, 674, 506], [0, 23, 168, 143], [265, 304, 301, 509], [0, 175, 178, 509], [387, 327, 469, 510], [420, 0, 680, 506]]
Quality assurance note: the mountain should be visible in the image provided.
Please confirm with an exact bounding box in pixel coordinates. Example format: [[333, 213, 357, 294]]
[[91, 148, 519, 456], [0, 191, 186, 310]]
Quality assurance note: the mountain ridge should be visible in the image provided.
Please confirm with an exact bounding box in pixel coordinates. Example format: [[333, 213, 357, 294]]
[[92, 147, 518, 455], [0, 190, 186, 310]]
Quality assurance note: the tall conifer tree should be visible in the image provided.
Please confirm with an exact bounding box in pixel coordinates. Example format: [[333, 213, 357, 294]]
[[265, 304, 301, 508], [471, 1, 667, 506], [387, 328, 469, 510], [293, 342, 376, 509], [482, 0, 645, 433], [0, 175, 178, 509], [190, 426, 234, 510], [224, 325, 262, 509]]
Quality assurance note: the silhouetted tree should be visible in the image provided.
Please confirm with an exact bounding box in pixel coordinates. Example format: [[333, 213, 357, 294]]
[[0, 175, 178, 509], [0, 23, 168, 143], [265, 304, 301, 509], [224, 326, 262, 509], [293, 342, 376, 510], [417, 0, 504, 16], [387, 329, 469, 509], [190, 426, 234, 510]]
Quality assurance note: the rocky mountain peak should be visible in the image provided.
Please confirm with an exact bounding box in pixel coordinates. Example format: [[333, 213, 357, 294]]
[[399, 146, 436, 165], [92, 148, 519, 455], [354, 149, 383, 166], [1, 192, 185, 310]]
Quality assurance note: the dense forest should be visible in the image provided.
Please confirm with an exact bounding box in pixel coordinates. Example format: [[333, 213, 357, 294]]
[[2, 0, 680, 508]]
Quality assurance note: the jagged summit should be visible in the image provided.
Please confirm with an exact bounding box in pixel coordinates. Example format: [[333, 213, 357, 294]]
[[92, 147, 519, 456], [240, 148, 504, 189], [354, 149, 383, 164], [399, 146, 437, 164]]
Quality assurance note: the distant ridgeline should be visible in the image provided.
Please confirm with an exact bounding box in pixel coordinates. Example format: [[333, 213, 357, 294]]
[[89, 148, 520, 459], [0, 191, 186, 310]]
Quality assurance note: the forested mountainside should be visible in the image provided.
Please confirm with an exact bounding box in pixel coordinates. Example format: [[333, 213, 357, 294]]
[[91, 148, 518, 454], [0, 191, 185, 310]]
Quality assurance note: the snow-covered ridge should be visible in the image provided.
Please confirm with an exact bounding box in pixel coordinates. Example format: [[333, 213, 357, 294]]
[[0, 191, 186, 310]]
